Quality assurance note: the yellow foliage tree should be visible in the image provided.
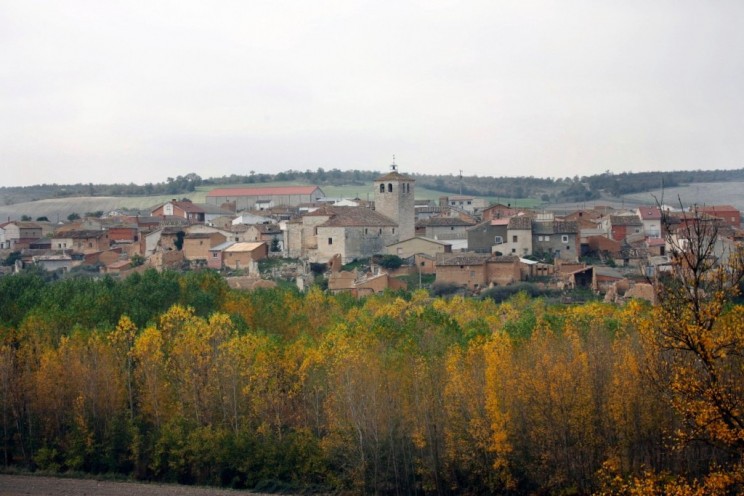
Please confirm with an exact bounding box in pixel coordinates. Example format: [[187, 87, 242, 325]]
[[636, 206, 744, 490]]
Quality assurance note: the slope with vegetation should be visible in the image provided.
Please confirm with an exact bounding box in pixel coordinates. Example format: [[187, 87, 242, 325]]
[[3, 167, 744, 207], [1, 231, 742, 494]]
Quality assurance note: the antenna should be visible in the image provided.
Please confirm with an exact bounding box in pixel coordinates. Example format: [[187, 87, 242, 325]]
[[459, 169, 463, 195]]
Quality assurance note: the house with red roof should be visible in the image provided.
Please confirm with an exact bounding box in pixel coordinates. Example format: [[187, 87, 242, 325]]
[[151, 200, 206, 223], [697, 205, 741, 228], [481, 203, 522, 221], [635, 206, 663, 238], [150, 200, 233, 224], [600, 214, 644, 242]]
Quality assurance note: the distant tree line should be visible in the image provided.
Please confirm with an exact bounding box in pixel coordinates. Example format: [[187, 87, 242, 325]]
[[2, 167, 744, 205], [583, 169, 744, 196]]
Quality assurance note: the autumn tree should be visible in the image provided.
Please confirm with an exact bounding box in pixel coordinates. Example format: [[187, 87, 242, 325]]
[[638, 205, 744, 488]]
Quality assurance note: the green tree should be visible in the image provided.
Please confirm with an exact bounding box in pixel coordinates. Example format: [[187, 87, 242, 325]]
[[270, 238, 281, 252], [2, 251, 21, 266], [375, 254, 403, 270]]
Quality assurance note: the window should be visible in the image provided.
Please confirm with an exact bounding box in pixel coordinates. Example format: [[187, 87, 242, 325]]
[[512, 235, 518, 242], [562, 235, 569, 243], [379, 184, 385, 193], [544, 235, 550, 241], [512, 248, 516, 253], [538, 235, 543, 241], [494, 236, 503, 244], [328, 237, 332, 245], [388, 183, 393, 192]]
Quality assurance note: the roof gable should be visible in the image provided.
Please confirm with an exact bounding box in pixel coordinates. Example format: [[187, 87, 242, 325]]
[[387, 236, 451, 248]]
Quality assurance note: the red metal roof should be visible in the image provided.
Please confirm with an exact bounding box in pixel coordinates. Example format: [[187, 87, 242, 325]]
[[207, 186, 321, 197]]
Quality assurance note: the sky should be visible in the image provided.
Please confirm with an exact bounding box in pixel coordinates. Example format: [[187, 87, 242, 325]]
[[2, 1, 744, 187]]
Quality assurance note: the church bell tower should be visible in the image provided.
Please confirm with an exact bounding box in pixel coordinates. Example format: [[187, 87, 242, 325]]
[[373, 157, 415, 241]]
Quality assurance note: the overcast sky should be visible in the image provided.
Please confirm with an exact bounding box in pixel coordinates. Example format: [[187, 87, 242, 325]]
[[2, 1, 743, 187]]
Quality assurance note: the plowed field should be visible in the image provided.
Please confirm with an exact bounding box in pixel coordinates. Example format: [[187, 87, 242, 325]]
[[0, 474, 268, 496]]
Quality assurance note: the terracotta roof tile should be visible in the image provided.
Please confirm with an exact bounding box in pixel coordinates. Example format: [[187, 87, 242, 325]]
[[637, 207, 662, 220], [489, 255, 520, 263], [416, 217, 475, 228], [318, 206, 397, 227], [508, 216, 533, 230], [375, 171, 415, 182], [436, 253, 491, 266], [60, 230, 107, 239], [610, 215, 642, 226]]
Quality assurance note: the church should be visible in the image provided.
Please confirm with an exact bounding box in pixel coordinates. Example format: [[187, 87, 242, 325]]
[[285, 163, 415, 263]]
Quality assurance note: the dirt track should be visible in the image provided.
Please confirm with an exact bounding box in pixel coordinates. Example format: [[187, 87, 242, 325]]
[[0, 474, 268, 496]]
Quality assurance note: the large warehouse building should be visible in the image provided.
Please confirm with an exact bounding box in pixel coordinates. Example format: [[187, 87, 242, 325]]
[[205, 185, 326, 211]]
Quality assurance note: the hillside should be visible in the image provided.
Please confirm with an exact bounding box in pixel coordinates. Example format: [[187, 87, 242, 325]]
[[1, 169, 743, 221], [0, 183, 539, 221]]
